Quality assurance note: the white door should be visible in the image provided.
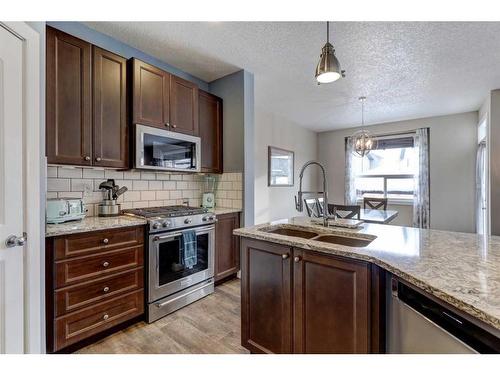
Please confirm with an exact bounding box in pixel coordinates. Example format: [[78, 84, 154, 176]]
[[0, 24, 25, 353]]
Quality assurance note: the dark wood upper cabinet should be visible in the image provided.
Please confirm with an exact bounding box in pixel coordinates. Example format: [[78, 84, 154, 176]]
[[215, 212, 240, 282], [170, 75, 199, 135], [240, 239, 293, 354], [46, 26, 92, 165], [199, 90, 223, 173], [93, 47, 128, 168], [131, 58, 170, 129], [292, 249, 370, 353], [46, 27, 128, 168]]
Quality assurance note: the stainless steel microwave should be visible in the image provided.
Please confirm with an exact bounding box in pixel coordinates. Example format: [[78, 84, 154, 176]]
[[134, 124, 201, 172]]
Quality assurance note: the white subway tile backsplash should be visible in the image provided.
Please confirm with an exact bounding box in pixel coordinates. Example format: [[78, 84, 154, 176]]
[[47, 178, 70, 192], [132, 180, 149, 191], [47, 166, 58, 178], [141, 191, 156, 201], [46, 167, 242, 216], [149, 180, 163, 190], [104, 170, 124, 180], [140, 172, 156, 180], [82, 168, 105, 179], [58, 167, 83, 178]]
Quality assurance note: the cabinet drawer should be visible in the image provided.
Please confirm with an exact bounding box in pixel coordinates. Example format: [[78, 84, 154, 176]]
[[54, 289, 144, 351], [55, 246, 144, 288], [54, 226, 144, 260], [55, 268, 144, 316]]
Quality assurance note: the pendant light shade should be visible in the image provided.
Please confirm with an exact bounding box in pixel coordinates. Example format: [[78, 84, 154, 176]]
[[351, 97, 376, 157], [315, 22, 345, 84]]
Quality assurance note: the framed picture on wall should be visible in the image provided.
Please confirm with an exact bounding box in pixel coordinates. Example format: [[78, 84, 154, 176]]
[[268, 146, 294, 187]]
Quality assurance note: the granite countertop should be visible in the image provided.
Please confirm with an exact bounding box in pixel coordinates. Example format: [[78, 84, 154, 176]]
[[234, 216, 500, 332], [46, 216, 148, 237], [209, 207, 242, 215]]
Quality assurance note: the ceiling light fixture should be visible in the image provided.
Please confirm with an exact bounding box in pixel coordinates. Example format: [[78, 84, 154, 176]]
[[352, 96, 376, 157], [315, 21, 345, 84]]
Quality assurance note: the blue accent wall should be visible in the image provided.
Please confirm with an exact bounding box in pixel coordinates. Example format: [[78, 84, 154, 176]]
[[46, 22, 209, 91]]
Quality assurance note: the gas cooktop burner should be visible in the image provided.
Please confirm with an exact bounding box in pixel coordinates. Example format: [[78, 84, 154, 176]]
[[122, 205, 208, 218]]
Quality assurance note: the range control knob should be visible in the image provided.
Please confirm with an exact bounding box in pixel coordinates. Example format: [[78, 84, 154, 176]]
[[152, 222, 160, 230], [184, 218, 192, 224], [162, 221, 170, 228]]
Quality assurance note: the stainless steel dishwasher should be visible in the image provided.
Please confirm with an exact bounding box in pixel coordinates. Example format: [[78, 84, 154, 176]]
[[387, 276, 500, 354]]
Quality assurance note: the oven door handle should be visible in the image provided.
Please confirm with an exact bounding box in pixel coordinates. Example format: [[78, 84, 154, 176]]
[[152, 225, 215, 242]]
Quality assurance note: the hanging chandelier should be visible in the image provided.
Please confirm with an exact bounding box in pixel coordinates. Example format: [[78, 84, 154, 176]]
[[352, 97, 376, 157], [315, 21, 345, 84]]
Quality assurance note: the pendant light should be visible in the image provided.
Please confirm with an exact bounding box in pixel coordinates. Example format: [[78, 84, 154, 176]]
[[315, 21, 346, 84], [352, 97, 376, 157]]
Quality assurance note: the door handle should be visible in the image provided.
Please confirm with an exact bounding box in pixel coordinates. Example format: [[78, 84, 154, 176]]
[[5, 233, 27, 248]]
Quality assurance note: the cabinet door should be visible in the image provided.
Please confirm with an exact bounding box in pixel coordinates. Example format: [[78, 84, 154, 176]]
[[215, 212, 239, 282], [241, 239, 292, 354], [199, 90, 223, 173], [46, 26, 92, 165], [131, 58, 170, 129], [293, 249, 370, 353], [93, 47, 128, 168], [170, 75, 199, 135]]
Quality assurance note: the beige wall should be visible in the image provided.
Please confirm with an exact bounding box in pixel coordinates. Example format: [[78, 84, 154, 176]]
[[254, 109, 318, 224], [318, 111, 478, 233]]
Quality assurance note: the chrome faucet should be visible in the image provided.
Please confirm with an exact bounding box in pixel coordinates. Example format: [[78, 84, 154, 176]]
[[295, 161, 330, 227]]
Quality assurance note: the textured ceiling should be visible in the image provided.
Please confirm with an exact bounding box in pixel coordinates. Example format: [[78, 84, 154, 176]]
[[85, 22, 500, 131]]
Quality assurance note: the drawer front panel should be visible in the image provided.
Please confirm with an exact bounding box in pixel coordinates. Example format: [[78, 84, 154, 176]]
[[54, 289, 144, 351], [55, 246, 143, 288], [55, 268, 144, 316], [54, 226, 144, 260]]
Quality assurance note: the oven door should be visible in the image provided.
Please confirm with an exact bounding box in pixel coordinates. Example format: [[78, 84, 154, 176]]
[[135, 124, 201, 172], [148, 225, 214, 302]]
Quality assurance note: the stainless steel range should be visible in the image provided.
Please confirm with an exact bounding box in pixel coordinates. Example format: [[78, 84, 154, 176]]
[[122, 205, 216, 322]]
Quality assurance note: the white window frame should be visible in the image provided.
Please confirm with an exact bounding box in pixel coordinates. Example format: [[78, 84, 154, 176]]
[[355, 173, 415, 206]]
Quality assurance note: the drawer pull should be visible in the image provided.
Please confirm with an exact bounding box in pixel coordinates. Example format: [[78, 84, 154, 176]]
[[103, 286, 110, 293], [102, 261, 110, 268], [282, 253, 289, 259], [102, 238, 109, 244], [103, 314, 109, 320], [294, 256, 302, 263]]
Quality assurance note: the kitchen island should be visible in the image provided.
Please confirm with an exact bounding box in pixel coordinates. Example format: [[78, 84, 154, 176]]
[[234, 217, 500, 354]]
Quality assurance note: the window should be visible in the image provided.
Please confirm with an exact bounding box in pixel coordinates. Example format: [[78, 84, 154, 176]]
[[352, 135, 416, 202]]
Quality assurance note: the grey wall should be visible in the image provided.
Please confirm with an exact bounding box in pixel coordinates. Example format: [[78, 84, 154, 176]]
[[254, 109, 318, 224], [318, 111, 478, 233], [209, 70, 254, 225]]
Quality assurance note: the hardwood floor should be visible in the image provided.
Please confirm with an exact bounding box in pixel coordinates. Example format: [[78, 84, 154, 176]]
[[77, 279, 249, 354]]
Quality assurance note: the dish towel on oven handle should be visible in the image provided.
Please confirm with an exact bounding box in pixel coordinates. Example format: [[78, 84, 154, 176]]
[[181, 230, 198, 269]]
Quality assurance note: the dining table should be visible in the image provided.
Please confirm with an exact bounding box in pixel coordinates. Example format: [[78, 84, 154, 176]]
[[359, 208, 398, 224]]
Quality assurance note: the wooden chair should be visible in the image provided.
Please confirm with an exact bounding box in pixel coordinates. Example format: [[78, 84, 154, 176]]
[[328, 204, 361, 220], [304, 198, 321, 218], [363, 197, 388, 210]]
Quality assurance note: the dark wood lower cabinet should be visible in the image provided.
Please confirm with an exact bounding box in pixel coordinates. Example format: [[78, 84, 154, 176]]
[[241, 239, 293, 354], [46, 226, 145, 353], [240, 238, 385, 354], [215, 212, 240, 282]]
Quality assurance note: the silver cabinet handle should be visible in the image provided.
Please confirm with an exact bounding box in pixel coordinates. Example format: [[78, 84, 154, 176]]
[[294, 256, 302, 263], [5, 233, 27, 248], [103, 314, 109, 320], [102, 261, 109, 267], [102, 238, 109, 244], [171, 124, 177, 128], [84, 156, 91, 161], [165, 122, 170, 127], [95, 157, 102, 162], [103, 286, 110, 293], [282, 253, 289, 259]]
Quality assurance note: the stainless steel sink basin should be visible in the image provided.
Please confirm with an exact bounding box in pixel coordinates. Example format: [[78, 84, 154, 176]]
[[313, 234, 373, 247], [266, 228, 319, 239]]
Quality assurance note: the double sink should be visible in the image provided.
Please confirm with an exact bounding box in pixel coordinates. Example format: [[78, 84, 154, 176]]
[[262, 226, 375, 248]]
